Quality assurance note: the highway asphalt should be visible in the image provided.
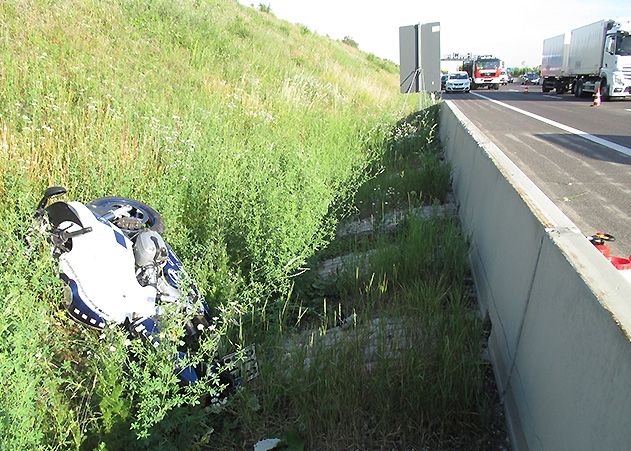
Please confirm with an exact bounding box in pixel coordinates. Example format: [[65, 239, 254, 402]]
[[444, 84, 631, 256]]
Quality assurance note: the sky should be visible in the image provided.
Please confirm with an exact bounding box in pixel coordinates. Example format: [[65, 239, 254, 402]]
[[238, 1, 631, 68]]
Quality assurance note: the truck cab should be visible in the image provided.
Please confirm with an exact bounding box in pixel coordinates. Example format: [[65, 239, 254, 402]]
[[463, 55, 502, 90], [601, 20, 631, 98]]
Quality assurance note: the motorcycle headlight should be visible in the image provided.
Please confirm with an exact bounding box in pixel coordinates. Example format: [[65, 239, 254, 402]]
[[613, 72, 625, 86]]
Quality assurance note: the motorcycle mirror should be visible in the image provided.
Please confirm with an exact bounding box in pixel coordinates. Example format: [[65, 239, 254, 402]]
[[36, 186, 67, 212]]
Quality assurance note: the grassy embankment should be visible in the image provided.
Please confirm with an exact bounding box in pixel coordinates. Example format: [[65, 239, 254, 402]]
[[0, 1, 495, 449]]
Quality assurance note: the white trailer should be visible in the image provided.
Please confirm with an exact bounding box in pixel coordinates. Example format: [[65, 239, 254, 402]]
[[541, 34, 568, 79], [541, 19, 631, 99]]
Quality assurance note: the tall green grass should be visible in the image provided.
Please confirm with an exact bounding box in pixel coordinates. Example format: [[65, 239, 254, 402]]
[[212, 110, 497, 449], [0, 0, 418, 448], [219, 216, 490, 449], [354, 107, 452, 218]]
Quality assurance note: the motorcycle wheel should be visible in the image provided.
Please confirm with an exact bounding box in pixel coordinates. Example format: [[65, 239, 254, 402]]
[[87, 196, 165, 234]]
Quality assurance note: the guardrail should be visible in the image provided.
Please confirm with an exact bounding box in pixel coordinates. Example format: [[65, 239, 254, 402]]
[[439, 100, 631, 450]]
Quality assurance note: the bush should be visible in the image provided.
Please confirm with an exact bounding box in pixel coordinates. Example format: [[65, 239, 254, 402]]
[[258, 3, 272, 14], [342, 36, 359, 48]]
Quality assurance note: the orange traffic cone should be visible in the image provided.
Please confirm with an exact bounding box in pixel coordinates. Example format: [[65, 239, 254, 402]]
[[523, 84, 528, 94], [592, 88, 601, 107]]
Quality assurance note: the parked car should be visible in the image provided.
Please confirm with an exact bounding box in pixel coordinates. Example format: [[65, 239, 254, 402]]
[[441, 74, 448, 90], [521, 72, 541, 85], [444, 71, 471, 93]]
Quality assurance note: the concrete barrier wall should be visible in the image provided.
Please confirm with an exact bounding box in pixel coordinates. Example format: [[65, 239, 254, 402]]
[[439, 100, 631, 450]]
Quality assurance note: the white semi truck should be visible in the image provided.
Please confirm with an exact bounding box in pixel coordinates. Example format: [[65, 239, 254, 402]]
[[541, 19, 631, 100]]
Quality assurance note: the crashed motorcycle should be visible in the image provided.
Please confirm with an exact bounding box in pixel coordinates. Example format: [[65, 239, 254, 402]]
[[33, 186, 258, 391]]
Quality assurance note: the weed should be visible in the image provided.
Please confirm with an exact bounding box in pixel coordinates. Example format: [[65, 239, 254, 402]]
[[214, 101, 498, 450], [0, 0, 416, 448], [352, 106, 451, 218]]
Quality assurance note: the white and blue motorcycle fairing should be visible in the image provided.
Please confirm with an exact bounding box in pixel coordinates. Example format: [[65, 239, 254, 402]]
[[36, 188, 258, 388]]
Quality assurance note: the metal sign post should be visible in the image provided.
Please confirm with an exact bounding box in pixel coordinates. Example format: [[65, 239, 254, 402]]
[[399, 22, 441, 110], [399, 24, 420, 94]]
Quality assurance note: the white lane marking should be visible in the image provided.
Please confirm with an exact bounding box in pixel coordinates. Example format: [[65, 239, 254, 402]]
[[626, 109, 631, 112], [470, 92, 631, 158], [508, 89, 519, 92], [542, 95, 562, 100]]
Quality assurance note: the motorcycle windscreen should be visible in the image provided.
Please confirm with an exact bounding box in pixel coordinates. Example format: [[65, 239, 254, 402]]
[[58, 201, 157, 324]]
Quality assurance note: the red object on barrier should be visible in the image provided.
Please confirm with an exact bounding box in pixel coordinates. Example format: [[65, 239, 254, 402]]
[[523, 84, 528, 94], [594, 244, 611, 257], [587, 231, 614, 257], [608, 256, 631, 270], [586, 231, 631, 270]]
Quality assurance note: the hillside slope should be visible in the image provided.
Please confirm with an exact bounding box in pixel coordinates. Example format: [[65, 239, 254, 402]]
[[0, 0, 415, 448]]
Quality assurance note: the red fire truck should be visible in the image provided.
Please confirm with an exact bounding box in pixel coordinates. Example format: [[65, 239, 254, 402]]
[[462, 55, 502, 90]]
